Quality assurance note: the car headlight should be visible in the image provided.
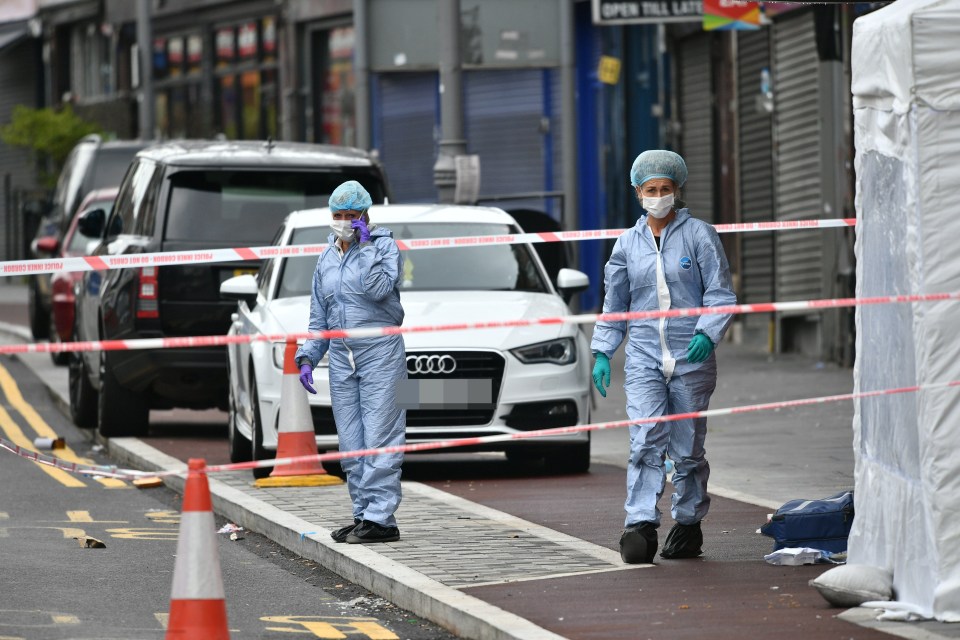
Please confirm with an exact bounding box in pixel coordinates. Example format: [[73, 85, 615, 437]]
[[510, 338, 576, 365], [272, 342, 329, 369]]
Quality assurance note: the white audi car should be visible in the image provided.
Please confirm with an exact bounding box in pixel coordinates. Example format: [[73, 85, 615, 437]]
[[221, 205, 592, 477]]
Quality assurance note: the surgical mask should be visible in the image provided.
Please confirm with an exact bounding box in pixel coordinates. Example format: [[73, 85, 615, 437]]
[[642, 194, 674, 219], [330, 220, 356, 242]]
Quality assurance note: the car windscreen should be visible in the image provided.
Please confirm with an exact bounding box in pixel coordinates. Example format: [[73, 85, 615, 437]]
[[89, 148, 142, 191], [274, 222, 548, 299], [163, 170, 386, 244]]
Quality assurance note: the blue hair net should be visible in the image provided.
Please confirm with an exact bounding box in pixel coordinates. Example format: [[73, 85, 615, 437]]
[[630, 150, 688, 188], [329, 180, 372, 212]]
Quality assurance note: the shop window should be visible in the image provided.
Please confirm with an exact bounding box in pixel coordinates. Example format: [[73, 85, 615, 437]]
[[153, 37, 168, 80], [168, 37, 184, 78], [187, 35, 203, 76], [263, 16, 277, 63], [219, 76, 238, 139], [312, 26, 355, 146], [241, 70, 261, 139], [214, 16, 280, 140]]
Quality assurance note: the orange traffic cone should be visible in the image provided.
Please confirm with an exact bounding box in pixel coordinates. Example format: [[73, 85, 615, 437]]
[[166, 458, 229, 640], [254, 340, 343, 488]]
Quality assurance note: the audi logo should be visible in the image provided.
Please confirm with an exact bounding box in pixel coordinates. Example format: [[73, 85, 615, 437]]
[[407, 354, 457, 375]]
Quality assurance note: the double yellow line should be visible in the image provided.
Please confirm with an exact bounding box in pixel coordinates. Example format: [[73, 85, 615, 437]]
[[0, 361, 124, 488]]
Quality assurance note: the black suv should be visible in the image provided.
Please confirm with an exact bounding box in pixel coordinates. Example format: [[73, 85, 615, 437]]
[[28, 135, 151, 339], [69, 140, 389, 437]]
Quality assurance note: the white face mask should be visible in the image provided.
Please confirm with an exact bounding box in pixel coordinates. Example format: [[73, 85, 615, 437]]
[[330, 220, 356, 242], [642, 194, 675, 219]]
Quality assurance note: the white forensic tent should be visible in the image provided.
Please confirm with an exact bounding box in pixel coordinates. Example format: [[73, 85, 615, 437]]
[[850, 0, 960, 621]]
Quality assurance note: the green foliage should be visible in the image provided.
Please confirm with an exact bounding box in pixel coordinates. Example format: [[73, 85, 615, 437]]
[[0, 105, 102, 187]]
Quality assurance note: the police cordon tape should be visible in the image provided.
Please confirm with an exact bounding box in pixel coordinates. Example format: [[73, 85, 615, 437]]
[[0, 218, 855, 277], [0, 288, 957, 356], [3, 378, 958, 481]]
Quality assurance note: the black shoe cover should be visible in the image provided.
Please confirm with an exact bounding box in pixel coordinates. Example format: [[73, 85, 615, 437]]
[[346, 520, 400, 544], [660, 521, 703, 559], [330, 519, 361, 543], [620, 522, 658, 564]]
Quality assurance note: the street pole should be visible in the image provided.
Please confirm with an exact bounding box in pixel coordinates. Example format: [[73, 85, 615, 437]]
[[433, 0, 466, 204], [354, 0, 371, 151], [559, 0, 578, 238], [136, 0, 154, 140]]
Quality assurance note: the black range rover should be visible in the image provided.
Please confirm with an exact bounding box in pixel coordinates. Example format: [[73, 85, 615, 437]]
[[69, 140, 389, 437]]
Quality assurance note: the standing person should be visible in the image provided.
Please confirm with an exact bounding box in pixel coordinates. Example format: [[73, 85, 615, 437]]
[[295, 180, 407, 544], [591, 150, 736, 564]]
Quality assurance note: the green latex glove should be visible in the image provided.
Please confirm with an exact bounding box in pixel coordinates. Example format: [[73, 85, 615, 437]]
[[592, 353, 611, 397], [686, 333, 714, 364]]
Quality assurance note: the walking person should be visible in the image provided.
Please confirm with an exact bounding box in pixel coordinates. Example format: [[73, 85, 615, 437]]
[[295, 180, 407, 544], [591, 150, 736, 563]]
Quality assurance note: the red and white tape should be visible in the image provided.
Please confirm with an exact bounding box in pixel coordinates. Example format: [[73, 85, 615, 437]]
[[1, 289, 957, 356], [0, 218, 855, 278], [0, 438, 153, 479], [4, 377, 957, 481]]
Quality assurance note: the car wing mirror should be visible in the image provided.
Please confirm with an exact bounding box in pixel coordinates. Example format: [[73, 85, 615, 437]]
[[220, 274, 259, 309], [556, 268, 589, 303], [77, 208, 106, 238]]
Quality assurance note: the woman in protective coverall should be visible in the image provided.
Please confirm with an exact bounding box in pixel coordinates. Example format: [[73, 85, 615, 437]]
[[591, 150, 736, 564], [295, 180, 407, 545]]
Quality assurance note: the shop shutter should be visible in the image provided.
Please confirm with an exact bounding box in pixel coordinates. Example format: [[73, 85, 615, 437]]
[[737, 29, 774, 306], [0, 42, 38, 260], [676, 33, 714, 222], [375, 72, 438, 203], [465, 69, 556, 214], [772, 11, 822, 303]]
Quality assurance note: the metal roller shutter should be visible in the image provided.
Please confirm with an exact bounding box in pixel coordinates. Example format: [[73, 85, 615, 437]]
[[375, 72, 438, 203], [737, 29, 774, 307], [772, 12, 821, 303], [677, 33, 714, 222], [0, 40, 39, 260], [465, 69, 555, 213]]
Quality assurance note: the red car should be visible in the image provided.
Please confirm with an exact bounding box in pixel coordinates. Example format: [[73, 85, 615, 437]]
[[44, 187, 118, 365]]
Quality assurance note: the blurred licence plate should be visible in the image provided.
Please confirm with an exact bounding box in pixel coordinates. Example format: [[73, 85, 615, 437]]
[[233, 268, 257, 277], [397, 379, 493, 410]]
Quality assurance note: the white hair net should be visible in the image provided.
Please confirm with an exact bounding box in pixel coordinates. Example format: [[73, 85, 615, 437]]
[[630, 150, 688, 188], [329, 180, 372, 213]]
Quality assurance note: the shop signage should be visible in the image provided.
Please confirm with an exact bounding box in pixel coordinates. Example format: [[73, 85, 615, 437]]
[[703, 0, 761, 30], [238, 22, 257, 59], [592, 0, 703, 24], [216, 28, 234, 62], [598, 55, 622, 85]]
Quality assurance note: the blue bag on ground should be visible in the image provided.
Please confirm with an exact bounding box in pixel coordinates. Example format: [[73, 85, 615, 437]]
[[760, 491, 854, 554]]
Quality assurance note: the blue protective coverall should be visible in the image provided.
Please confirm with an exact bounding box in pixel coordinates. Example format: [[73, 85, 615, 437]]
[[591, 209, 736, 528], [296, 225, 407, 527]]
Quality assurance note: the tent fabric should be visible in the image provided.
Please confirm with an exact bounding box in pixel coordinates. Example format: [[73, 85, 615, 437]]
[[851, 0, 960, 622], [851, 0, 960, 113]]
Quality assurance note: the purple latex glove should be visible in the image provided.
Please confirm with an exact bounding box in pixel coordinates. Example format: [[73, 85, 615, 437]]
[[351, 218, 371, 243], [299, 363, 316, 394]]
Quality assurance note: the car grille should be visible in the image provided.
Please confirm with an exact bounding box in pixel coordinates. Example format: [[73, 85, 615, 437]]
[[308, 351, 506, 432]]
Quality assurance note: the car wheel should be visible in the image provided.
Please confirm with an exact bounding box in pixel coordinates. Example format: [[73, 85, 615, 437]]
[[250, 380, 275, 479], [68, 352, 97, 428], [543, 441, 591, 474], [227, 379, 252, 464], [28, 280, 49, 340], [49, 313, 68, 366], [97, 350, 149, 438]]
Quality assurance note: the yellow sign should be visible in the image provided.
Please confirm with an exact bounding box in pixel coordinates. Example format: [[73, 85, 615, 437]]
[[598, 55, 621, 85]]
